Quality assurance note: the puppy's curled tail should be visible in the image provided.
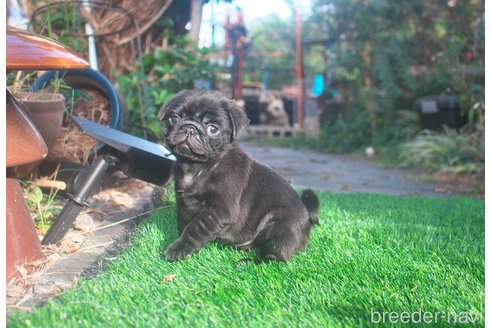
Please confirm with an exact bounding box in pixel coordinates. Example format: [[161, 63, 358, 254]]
[[301, 189, 320, 226]]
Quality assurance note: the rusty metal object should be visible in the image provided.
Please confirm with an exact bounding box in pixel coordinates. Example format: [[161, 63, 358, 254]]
[[5, 91, 47, 281], [5, 27, 88, 283], [6, 178, 44, 282], [6, 26, 89, 71], [6, 90, 48, 169]]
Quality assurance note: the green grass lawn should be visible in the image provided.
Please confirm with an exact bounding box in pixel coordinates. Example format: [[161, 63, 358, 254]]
[[9, 193, 484, 327]]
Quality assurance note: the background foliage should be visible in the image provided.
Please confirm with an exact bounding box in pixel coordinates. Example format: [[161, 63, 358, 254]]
[[248, 0, 484, 179], [246, 14, 296, 90], [116, 33, 219, 139], [18, 0, 485, 179], [312, 0, 484, 159]]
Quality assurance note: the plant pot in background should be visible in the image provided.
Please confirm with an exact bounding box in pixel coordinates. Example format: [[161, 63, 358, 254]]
[[414, 95, 467, 131], [19, 92, 66, 151], [9, 92, 65, 179], [31, 69, 127, 168]]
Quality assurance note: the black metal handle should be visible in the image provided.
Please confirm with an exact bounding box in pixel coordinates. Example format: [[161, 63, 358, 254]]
[[41, 156, 117, 245]]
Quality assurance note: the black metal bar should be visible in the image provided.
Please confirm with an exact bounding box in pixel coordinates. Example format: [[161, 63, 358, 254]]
[[41, 156, 117, 245]]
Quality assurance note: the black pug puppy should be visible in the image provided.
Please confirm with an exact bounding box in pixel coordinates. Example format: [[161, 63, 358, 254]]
[[157, 90, 319, 262]]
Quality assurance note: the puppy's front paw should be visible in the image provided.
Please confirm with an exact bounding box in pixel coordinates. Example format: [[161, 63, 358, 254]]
[[165, 240, 193, 261]]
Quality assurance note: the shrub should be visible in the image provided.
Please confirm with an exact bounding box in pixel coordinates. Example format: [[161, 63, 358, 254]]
[[319, 108, 372, 153], [399, 127, 484, 176], [319, 100, 420, 154], [116, 34, 220, 140]]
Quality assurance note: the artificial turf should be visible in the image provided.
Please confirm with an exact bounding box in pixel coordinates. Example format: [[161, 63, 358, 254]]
[[9, 192, 484, 327]]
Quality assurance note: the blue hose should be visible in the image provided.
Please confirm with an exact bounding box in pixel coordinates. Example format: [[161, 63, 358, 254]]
[[32, 69, 122, 130]]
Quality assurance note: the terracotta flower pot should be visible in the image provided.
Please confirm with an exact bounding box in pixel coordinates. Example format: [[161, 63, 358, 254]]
[[8, 92, 66, 179], [19, 92, 66, 151]]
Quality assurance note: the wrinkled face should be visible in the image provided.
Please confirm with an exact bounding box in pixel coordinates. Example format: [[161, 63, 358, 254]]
[[158, 90, 248, 162]]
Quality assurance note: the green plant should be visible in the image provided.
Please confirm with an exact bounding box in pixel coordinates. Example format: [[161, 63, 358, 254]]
[[316, 99, 419, 154], [303, 0, 484, 164], [7, 70, 72, 103], [30, 3, 89, 55], [22, 184, 62, 233], [399, 127, 484, 176], [116, 33, 219, 140], [7, 71, 39, 94], [320, 108, 372, 153], [143, 34, 219, 95]]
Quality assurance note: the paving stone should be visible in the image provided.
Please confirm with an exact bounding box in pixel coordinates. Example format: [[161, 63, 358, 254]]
[[241, 143, 466, 197]]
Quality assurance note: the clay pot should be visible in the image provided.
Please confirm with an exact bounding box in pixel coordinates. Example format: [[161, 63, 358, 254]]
[[6, 178, 44, 283], [6, 90, 48, 179], [19, 92, 66, 151]]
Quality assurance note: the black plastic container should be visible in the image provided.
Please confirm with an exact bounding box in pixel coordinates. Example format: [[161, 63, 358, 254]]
[[414, 95, 466, 131]]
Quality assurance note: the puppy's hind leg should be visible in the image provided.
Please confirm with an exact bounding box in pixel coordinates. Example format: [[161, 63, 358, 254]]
[[253, 217, 309, 262]]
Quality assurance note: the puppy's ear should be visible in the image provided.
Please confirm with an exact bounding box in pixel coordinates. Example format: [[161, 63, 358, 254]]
[[157, 90, 195, 121], [223, 99, 249, 141]]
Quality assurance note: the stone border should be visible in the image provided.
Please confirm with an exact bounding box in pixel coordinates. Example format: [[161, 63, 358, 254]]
[[7, 178, 164, 313]]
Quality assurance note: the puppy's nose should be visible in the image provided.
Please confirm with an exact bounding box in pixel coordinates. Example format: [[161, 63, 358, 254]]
[[183, 125, 198, 136]]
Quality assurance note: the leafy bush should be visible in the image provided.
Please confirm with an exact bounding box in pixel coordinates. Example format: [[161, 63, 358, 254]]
[[266, 0, 484, 182], [318, 87, 420, 153], [30, 2, 89, 56], [142, 38, 218, 94], [116, 34, 219, 140], [319, 108, 372, 153], [399, 127, 484, 176]]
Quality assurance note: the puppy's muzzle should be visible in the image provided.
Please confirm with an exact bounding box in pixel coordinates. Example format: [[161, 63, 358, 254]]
[[170, 123, 207, 157], [182, 124, 199, 137]]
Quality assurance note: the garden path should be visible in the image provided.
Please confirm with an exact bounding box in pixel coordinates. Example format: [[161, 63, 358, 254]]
[[242, 143, 468, 197]]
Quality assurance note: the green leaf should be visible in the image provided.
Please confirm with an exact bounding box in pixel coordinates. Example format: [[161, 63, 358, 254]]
[[28, 187, 44, 204]]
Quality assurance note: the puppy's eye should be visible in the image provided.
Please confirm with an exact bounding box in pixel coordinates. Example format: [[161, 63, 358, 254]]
[[207, 124, 220, 136], [168, 115, 180, 125]]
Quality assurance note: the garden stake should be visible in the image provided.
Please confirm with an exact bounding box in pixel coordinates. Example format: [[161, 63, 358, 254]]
[[41, 155, 118, 245]]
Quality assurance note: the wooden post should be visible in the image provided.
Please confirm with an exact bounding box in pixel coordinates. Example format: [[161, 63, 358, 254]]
[[190, 0, 203, 43], [362, 0, 372, 88], [210, 0, 215, 47], [295, 8, 303, 128], [235, 39, 244, 100]]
